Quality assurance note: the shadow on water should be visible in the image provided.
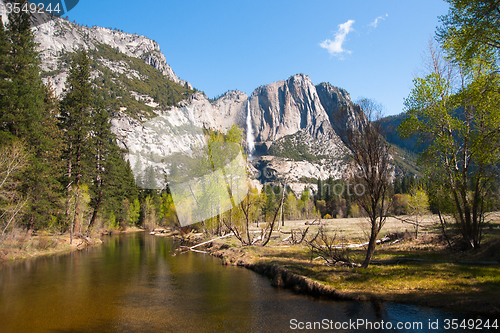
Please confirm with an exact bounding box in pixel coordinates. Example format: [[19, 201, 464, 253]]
[[0, 232, 495, 332]]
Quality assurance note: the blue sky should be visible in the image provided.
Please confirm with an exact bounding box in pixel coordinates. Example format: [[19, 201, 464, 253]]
[[68, 0, 450, 116]]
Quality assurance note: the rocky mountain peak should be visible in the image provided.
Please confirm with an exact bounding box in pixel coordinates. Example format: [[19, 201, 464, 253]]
[[211, 90, 248, 130], [217, 90, 248, 101], [32, 17, 190, 95], [316, 81, 366, 143], [26, 14, 369, 190], [248, 74, 341, 146]]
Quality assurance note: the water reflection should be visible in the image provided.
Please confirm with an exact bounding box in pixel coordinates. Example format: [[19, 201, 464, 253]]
[[0, 232, 492, 332]]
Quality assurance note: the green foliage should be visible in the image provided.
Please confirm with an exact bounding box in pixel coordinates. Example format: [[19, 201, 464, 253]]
[[128, 197, 141, 226], [408, 186, 430, 216], [86, 43, 194, 118], [59, 49, 92, 186], [393, 174, 419, 195], [159, 191, 176, 226], [262, 185, 277, 221], [0, 26, 143, 234], [314, 177, 352, 218], [142, 195, 158, 230], [400, 12, 500, 248], [59, 50, 93, 234], [225, 124, 243, 145], [283, 191, 299, 220], [0, 16, 9, 105], [99, 149, 139, 224], [298, 187, 318, 219], [269, 135, 327, 161], [0, 4, 65, 230], [108, 210, 117, 229], [437, 0, 500, 65]]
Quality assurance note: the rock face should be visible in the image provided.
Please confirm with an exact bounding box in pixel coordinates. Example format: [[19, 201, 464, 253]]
[[249, 74, 336, 144], [316, 82, 366, 143], [29, 15, 366, 192], [211, 90, 248, 131], [32, 16, 190, 95]]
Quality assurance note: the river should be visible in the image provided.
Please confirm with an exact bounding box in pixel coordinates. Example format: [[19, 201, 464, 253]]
[[0, 232, 493, 332]]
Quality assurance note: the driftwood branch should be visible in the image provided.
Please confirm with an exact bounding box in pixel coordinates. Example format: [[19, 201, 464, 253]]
[[190, 233, 234, 250], [177, 233, 235, 255], [307, 227, 355, 266], [282, 227, 309, 244]]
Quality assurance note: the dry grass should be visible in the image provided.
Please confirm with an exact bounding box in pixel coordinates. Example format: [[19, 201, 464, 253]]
[[208, 214, 500, 315], [269, 215, 439, 242], [0, 229, 103, 263]]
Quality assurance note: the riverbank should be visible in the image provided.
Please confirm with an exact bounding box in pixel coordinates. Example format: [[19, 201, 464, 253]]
[[0, 226, 143, 263], [199, 216, 500, 317]]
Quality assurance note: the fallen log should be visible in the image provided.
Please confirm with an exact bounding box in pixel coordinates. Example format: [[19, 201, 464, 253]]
[[190, 233, 234, 250], [331, 237, 391, 249], [305, 219, 321, 225], [190, 248, 208, 254]]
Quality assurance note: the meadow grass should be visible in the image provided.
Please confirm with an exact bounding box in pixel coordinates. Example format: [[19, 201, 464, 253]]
[[214, 214, 500, 315]]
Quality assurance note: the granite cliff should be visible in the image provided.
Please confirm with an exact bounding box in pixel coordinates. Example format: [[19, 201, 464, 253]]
[[33, 17, 191, 96], [28, 15, 367, 192]]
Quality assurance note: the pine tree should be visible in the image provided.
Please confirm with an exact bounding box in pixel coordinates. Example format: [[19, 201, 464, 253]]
[[59, 50, 92, 237], [87, 99, 138, 231], [27, 85, 64, 230], [87, 101, 113, 231], [0, 19, 10, 129], [104, 152, 139, 224], [0, 1, 46, 141], [0, 3, 64, 230]]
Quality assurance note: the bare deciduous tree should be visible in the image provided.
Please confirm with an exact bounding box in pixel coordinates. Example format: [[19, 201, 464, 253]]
[[344, 98, 392, 268], [0, 141, 30, 235], [307, 226, 352, 266]]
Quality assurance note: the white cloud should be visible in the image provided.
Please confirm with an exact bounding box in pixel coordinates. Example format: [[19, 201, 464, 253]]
[[319, 19, 355, 57], [369, 14, 388, 28]]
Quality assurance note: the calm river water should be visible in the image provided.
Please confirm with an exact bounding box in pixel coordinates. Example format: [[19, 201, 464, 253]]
[[0, 232, 492, 332]]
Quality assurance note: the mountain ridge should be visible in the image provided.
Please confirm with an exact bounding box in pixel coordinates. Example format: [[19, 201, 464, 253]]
[[28, 14, 416, 191]]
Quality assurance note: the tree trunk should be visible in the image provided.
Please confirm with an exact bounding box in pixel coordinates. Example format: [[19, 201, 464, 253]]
[[74, 184, 80, 235], [65, 142, 73, 216], [261, 185, 286, 246], [87, 190, 102, 233], [361, 230, 378, 268], [74, 134, 82, 236]]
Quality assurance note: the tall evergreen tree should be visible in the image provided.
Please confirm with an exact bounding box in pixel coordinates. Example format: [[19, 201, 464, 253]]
[[59, 50, 92, 237], [87, 102, 110, 231], [0, 3, 64, 230], [102, 148, 139, 225], [0, 1, 46, 141], [0, 17, 10, 122], [87, 99, 138, 231]]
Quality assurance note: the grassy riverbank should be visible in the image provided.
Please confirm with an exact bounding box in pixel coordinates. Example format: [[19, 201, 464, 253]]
[[0, 226, 143, 263], [202, 215, 500, 316]]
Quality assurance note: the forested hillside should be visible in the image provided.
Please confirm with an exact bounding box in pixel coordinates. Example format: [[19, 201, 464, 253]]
[[0, 8, 173, 238], [44, 42, 195, 119]]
